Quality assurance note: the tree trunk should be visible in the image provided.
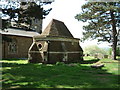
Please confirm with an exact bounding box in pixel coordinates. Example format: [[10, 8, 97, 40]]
[[0, 34, 2, 59], [110, 11, 117, 60]]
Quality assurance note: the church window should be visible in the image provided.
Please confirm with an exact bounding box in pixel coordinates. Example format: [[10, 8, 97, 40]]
[[8, 39, 17, 54]]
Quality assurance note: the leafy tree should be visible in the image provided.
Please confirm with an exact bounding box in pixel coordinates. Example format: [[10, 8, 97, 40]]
[[109, 47, 120, 56], [1, 1, 53, 30], [1, 19, 10, 30], [83, 45, 107, 56], [75, 1, 120, 60]]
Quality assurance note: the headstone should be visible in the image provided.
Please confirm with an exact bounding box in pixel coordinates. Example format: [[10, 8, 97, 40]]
[[94, 54, 98, 58], [98, 53, 104, 59], [109, 55, 112, 59], [91, 64, 104, 69], [104, 55, 108, 58]]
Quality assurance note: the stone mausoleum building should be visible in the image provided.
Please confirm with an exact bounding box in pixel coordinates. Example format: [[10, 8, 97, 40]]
[[28, 19, 83, 64]]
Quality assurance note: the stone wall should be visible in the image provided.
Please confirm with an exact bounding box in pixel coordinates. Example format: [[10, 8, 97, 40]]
[[2, 35, 33, 59], [29, 39, 83, 63]]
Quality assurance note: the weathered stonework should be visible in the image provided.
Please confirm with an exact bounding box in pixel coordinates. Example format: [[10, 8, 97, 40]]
[[28, 19, 83, 64], [1, 27, 40, 59], [2, 35, 33, 59]]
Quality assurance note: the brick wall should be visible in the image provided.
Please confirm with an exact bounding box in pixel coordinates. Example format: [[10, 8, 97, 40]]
[[29, 39, 83, 63], [2, 35, 33, 59]]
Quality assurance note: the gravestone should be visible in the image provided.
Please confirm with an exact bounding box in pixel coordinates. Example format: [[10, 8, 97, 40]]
[[104, 55, 108, 58]]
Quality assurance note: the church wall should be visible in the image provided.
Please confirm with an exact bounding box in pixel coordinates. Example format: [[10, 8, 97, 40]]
[[2, 35, 33, 59]]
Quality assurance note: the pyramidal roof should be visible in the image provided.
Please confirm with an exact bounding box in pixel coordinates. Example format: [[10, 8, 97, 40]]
[[41, 19, 74, 38]]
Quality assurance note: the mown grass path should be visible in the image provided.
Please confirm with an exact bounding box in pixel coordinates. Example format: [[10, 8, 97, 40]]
[[1, 57, 120, 89]]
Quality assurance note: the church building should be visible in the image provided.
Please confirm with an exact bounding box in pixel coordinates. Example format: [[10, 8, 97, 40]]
[[0, 27, 40, 59]]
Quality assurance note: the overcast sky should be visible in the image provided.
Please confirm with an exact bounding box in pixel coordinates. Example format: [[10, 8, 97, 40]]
[[42, 0, 110, 48]]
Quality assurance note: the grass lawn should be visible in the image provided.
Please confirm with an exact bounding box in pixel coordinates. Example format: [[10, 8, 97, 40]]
[[1, 57, 120, 89]]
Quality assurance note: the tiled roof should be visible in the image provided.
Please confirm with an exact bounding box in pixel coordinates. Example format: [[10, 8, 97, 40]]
[[0, 27, 40, 37], [41, 19, 74, 38]]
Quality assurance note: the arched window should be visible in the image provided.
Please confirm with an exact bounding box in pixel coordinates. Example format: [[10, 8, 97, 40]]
[[8, 39, 17, 54]]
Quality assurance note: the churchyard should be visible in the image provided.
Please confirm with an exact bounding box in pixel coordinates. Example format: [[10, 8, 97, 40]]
[[1, 56, 119, 89], [1, 1, 120, 89]]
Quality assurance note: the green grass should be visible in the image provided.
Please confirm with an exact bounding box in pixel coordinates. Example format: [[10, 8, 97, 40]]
[[1, 57, 120, 89]]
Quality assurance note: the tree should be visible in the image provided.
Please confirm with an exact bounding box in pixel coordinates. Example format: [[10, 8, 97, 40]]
[[83, 45, 107, 56], [75, 1, 120, 60], [1, 1, 53, 30], [1, 19, 10, 30], [109, 47, 120, 56]]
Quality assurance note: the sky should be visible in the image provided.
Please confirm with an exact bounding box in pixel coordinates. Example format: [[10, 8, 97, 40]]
[[43, 0, 86, 38], [42, 0, 110, 48], [0, 0, 110, 48]]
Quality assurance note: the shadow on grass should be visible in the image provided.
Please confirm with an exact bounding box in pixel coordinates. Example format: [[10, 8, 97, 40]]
[[2, 62, 26, 68], [2, 60, 119, 89], [2, 58, 28, 61], [80, 59, 100, 64]]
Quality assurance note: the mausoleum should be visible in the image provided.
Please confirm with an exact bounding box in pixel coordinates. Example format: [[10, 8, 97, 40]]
[[28, 19, 83, 63]]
